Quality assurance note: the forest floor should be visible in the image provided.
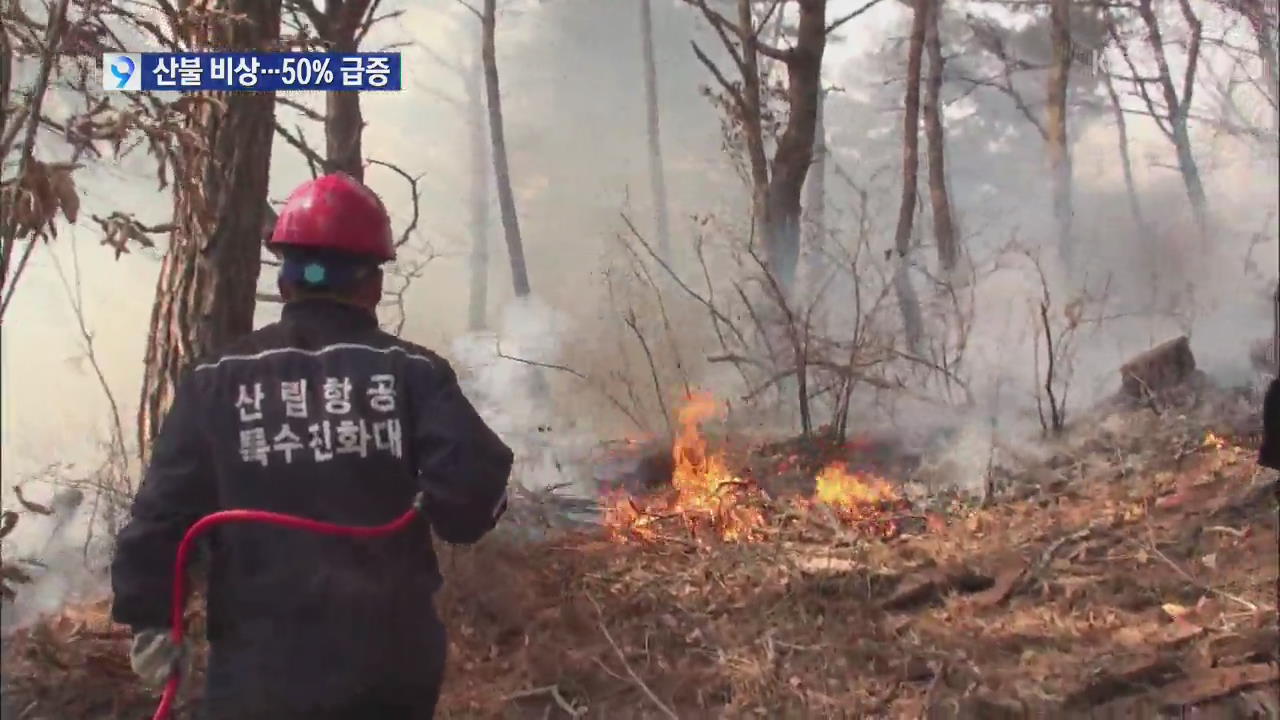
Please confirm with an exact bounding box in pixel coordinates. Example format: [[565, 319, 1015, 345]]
[[2, 381, 1278, 719]]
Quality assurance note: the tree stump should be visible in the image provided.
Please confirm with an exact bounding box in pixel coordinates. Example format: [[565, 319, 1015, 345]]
[[1120, 336, 1196, 398]]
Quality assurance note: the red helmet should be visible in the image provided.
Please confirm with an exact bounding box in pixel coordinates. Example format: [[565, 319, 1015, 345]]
[[268, 172, 395, 263]]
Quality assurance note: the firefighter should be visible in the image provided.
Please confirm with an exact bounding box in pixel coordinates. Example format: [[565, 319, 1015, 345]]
[[1261, 285, 1280, 471], [1263, 376, 1279, 470], [111, 172, 513, 720]]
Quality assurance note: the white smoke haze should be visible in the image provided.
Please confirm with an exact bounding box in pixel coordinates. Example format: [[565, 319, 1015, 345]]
[[2, 0, 1277, 628], [450, 295, 603, 498], [0, 489, 110, 633]]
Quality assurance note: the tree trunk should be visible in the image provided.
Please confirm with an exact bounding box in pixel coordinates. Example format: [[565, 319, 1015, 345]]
[[803, 88, 827, 301], [482, 0, 530, 297], [922, 0, 957, 272], [138, 0, 281, 464], [467, 46, 492, 331], [893, 0, 928, 353], [1137, 0, 1207, 233], [763, 0, 826, 298], [1103, 64, 1149, 240], [321, 1, 372, 180], [323, 92, 362, 179], [639, 0, 672, 265], [738, 0, 771, 248], [1046, 0, 1073, 262]]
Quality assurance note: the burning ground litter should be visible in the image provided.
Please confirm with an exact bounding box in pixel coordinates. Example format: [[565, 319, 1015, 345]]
[[3, 385, 1278, 719], [600, 391, 910, 545], [435, 388, 1279, 718]]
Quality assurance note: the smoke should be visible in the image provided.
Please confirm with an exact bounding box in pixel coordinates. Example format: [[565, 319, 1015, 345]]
[[449, 295, 599, 498], [1, 489, 110, 635]]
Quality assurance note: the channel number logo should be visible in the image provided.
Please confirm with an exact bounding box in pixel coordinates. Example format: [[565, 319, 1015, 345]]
[[102, 53, 142, 91]]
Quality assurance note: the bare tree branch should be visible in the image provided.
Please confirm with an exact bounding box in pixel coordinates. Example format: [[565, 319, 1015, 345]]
[[454, 0, 482, 20], [495, 342, 648, 433], [274, 122, 326, 177], [49, 236, 132, 495], [827, 0, 887, 35], [689, 0, 790, 62], [756, 0, 785, 39], [690, 0, 746, 71], [367, 158, 423, 248], [620, 213, 749, 349], [290, 0, 331, 37], [417, 40, 467, 77], [1176, 0, 1203, 110], [356, 0, 396, 44], [0, 240, 38, 320], [277, 96, 327, 122], [623, 310, 674, 441], [950, 72, 1049, 139], [691, 41, 746, 109], [1109, 7, 1174, 138]]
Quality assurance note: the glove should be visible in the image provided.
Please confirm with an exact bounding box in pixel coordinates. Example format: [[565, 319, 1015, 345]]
[[129, 629, 185, 689]]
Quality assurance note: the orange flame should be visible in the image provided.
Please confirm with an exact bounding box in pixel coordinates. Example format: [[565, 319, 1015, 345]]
[[811, 462, 902, 537], [605, 392, 903, 543], [606, 392, 764, 542], [1202, 431, 1226, 450], [814, 462, 899, 510]]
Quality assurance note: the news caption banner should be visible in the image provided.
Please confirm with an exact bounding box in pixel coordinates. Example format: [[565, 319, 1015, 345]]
[[102, 52, 401, 92]]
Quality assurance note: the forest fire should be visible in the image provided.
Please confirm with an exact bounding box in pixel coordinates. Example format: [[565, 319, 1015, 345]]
[[604, 392, 905, 543], [604, 392, 765, 542], [811, 462, 904, 536]]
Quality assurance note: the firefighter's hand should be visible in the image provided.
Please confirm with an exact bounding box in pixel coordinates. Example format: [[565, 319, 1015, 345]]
[[129, 629, 185, 689]]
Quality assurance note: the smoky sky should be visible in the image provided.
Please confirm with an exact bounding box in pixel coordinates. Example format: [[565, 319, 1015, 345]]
[[2, 0, 1276, 494]]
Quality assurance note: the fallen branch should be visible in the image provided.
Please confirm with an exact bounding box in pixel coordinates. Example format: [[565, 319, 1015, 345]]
[[585, 592, 679, 720], [1138, 530, 1273, 613], [502, 684, 585, 717]]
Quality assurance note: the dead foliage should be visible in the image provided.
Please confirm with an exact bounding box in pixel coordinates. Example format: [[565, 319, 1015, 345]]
[[433, 407, 1278, 718]]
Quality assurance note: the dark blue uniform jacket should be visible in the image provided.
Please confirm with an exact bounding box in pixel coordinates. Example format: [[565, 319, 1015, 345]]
[[110, 299, 512, 714]]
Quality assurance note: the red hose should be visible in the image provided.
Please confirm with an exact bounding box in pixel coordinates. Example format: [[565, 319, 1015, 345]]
[[151, 494, 424, 720]]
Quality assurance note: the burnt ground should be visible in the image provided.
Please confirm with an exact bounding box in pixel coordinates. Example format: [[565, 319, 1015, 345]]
[[2, 385, 1278, 719]]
